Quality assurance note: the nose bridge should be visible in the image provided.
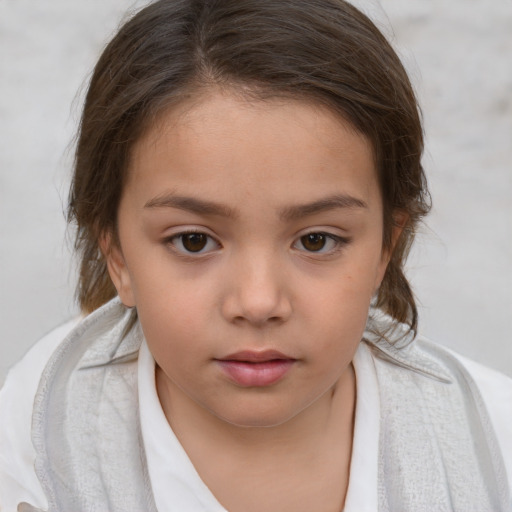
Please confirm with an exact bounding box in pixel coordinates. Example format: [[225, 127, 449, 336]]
[[223, 245, 291, 325]]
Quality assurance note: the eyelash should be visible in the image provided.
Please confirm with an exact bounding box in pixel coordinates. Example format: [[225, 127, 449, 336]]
[[292, 232, 351, 255], [163, 230, 221, 256], [163, 230, 351, 257]]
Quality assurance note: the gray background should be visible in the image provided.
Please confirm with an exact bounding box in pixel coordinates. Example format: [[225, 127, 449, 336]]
[[1, 0, 511, 385]]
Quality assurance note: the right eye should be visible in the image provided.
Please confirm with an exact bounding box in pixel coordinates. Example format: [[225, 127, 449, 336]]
[[165, 232, 220, 255]]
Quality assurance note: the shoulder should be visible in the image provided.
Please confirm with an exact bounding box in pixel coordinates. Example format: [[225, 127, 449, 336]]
[[410, 337, 512, 462], [365, 310, 512, 495], [0, 319, 79, 511], [415, 338, 512, 492], [448, 349, 512, 464], [0, 319, 80, 412]]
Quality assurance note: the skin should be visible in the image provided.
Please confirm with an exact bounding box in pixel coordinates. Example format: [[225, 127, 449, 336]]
[[104, 90, 397, 512]]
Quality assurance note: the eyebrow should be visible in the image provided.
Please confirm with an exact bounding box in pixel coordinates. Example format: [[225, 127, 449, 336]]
[[279, 194, 367, 220], [144, 194, 237, 218], [144, 192, 367, 219]]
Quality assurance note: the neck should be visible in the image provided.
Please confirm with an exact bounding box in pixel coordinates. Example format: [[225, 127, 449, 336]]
[[156, 364, 356, 512]]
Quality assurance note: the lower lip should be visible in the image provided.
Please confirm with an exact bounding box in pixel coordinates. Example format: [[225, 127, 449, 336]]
[[216, 359, 295, 387]]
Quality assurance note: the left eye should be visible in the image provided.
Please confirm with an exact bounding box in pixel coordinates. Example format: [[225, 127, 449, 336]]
[[293, 232, 347, 253], [167, 232, 220, 254]]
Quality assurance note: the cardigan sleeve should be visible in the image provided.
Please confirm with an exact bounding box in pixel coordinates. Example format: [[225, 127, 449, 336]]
[[0, 319, 78, 512], [451, 350, 512, 482]]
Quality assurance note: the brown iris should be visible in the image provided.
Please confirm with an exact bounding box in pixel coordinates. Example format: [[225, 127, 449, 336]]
[[301, 233, 326, 251], [182, 233, 208, 252]]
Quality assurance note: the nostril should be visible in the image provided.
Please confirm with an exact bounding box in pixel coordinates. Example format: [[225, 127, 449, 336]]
[[268, 315, 285, 324]]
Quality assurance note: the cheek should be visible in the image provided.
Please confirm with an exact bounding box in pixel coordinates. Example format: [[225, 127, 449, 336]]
[[134, 276, 217, 359], [137, 291, 210, 342], [317, 295, 369, 351], [301, 258, 379, 353], [313, 260, 380, 314], [139, 308, 206, 382], [127, 249, 215, 316]]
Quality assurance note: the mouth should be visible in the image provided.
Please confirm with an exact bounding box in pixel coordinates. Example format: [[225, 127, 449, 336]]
[[215, 350, 296, 387]]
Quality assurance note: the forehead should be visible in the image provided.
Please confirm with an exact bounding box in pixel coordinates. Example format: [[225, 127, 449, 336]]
[[126, 90, 380, 212]]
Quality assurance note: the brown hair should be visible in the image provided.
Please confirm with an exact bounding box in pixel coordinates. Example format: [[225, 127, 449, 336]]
[[69, 0, 430, 332]]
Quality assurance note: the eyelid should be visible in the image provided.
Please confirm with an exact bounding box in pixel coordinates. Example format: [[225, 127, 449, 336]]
[[292, 229, 351, 255], [163, 228, 222, 256]]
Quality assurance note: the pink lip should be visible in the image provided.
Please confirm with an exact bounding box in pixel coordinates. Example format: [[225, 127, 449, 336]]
[[216, 350, 296, 387]]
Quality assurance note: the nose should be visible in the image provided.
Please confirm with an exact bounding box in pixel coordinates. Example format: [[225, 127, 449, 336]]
[[221, 251, 292, 326]]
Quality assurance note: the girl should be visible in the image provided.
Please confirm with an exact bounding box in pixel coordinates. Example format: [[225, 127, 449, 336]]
[[1, 1, 511, 510]]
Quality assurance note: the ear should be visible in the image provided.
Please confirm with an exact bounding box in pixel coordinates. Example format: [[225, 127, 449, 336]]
[[374, 210, 409, 290], [99, 232, 136, 307], [390, 210, 408, 250]]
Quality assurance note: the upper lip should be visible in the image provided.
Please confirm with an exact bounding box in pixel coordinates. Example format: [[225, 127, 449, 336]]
[[217, 350, 294, 363]]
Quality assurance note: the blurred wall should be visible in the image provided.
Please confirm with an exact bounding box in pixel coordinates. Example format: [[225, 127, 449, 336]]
[[1, 0, 511, 384]]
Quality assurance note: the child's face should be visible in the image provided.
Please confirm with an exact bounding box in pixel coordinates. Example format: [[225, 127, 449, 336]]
[[106, 91, 391, 428]]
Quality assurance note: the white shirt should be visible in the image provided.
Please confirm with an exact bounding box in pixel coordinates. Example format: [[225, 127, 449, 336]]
[[1, 322, 511, 511]]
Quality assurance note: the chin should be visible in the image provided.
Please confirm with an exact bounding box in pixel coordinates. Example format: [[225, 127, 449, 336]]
[[222, 415, 295, 429], [212, 400, 307, 429]]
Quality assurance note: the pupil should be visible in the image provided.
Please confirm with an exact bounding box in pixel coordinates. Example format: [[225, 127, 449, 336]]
[[302, 233, 326, 251], [182, 233, 207, 252]]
